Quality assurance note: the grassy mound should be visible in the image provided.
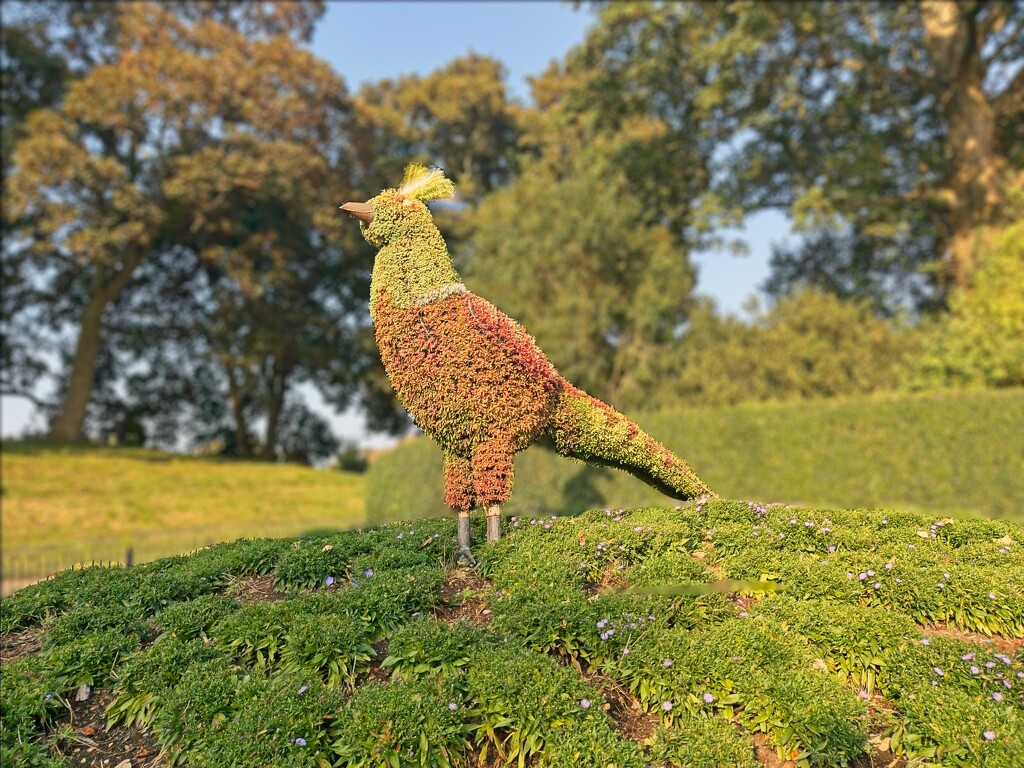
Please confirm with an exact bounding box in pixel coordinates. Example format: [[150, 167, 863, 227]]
[[3, 501, 1023, 767], [367, 389, 1024, 524]]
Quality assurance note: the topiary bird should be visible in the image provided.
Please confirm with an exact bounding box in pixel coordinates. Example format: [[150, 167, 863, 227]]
[[342, 165, 715, 556]]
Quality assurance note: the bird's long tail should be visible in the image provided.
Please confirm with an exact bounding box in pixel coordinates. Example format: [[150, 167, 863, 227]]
[[547, 383, 716, 501]]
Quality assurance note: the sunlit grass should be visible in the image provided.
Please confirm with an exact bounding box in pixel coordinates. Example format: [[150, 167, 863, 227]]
[[0, 440, 366, 581]]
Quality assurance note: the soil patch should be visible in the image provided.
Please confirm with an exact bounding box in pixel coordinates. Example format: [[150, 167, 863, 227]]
[[920, 622, 1024, 655], [47, 688, 165, 767], [1, 626, 43, 662], [581, 669, 659, 742], [435, 567, 492, 625], [223, 573, 287, 603]]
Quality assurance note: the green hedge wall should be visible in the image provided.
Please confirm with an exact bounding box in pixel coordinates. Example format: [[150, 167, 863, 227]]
[[367, 389, 1024, 524]]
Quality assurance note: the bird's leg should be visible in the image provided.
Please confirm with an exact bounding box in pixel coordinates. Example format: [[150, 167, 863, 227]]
[[471, 439, 514, 545], [486, 505, 502, 543], [457, 510, 476, 566], [444, 452, 477, 565]]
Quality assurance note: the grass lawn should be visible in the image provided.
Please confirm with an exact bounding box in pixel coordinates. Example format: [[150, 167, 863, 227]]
[[1, 440, 366, 583]]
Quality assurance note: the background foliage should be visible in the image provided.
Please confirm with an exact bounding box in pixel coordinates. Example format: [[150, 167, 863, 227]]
[[1, 0, 1021, 460], [368, 388, 1024, 524]]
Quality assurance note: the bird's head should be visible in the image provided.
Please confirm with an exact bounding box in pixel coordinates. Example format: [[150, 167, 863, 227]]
[[340, 163, 455, 248]]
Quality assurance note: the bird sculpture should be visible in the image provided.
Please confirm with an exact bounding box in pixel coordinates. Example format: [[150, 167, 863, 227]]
[[342, 164, 715, 558]]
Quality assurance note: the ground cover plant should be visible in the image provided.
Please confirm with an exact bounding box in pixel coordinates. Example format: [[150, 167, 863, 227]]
[[2, 500, 1023, 767]]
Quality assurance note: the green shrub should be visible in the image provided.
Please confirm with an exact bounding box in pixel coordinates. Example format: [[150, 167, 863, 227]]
[[107, 636, 222, 729], [44, 627, 141, 691], [279, 613, 376, 690], [43, 603, 147, 649], [887, 683, 1024, 768], [273, 531, 374, 591], [382, 618, 495, 687], [0, 656, 64, 752], [752, 598, 918, 694], [646, 717, 760, 768], [535, 721, 647, 767], [171, 673, 344, 767], [615, 617, 868, 767], [329, 567, 444, 637], [153, 594, 240, 640], [152, 655, 240, 760], [210, 600, 296, 668], [466, 646, 612, 766], [332, 680, 473, 767]]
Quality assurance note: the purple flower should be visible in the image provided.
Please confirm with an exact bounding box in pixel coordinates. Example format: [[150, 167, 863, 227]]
[[885, 562, 894, 570], [702, 693, 715, 704], [324, 576, 335, 587], [962, 653, 976, 661], [986, 661, 997, 669], [880, 519, 888, 526], [662, 659, 673, 667], [600, 631, 610, 641], [937, 582, 945, 589], [933, 667, 945, 677], [867, 570, 875, 577], [858, 572, 867, 581], [804, 521, 814, 528], [858, 689, 870, 700], [828, 545, 836, 553], [874, 582, 881, 590], [448, 702, 458, 711], [597, 619, 608, 629], [983, 730, 996, 741], [971, 665, 981, 675], [397, 533, 404, 540], [920, 638, 931, 646], [662, 701, 673, 711], [789, 518, 798, 525], [45, 694, 54, 700], [992, 692, 1004, 702], [364, 569, 374, 577], [292, 738, 307, 746], [989, 592, 998, 600], [621, 647, 630, 656], [297, 685, 308, 695], [580, 699, 591, 709]]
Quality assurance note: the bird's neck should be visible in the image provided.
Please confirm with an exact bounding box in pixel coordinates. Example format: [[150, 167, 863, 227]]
[[369, 226, 464, 320]]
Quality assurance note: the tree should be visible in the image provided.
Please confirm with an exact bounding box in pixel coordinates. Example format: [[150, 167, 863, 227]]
[[692, 0, 1023, 309], [460, 153, 695, 410], [352, 53, 520, 204], [3, 1, 367, 446], [668, 289, 913, 407], [904, 217, 1024, 389]]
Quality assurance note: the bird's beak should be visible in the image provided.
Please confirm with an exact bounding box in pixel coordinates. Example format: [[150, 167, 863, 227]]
[[340, 201, 375, 223]]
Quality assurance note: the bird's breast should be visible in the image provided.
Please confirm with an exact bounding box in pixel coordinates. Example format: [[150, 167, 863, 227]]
[[372, 291, 562, 454]]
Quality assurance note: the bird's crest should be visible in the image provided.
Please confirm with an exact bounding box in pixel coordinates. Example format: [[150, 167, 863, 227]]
[[398, 163, 456, 202]]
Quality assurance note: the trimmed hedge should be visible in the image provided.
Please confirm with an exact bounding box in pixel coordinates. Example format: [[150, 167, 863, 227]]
[[368, 388, 1024, 523]]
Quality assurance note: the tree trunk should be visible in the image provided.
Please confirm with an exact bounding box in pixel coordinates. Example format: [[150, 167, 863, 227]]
[[259, 352, 295, 462], [921, 0, 1006, 290], [49, 297, 106, 442], [50, 254, 144, 442], [224, 364, 254, 458]]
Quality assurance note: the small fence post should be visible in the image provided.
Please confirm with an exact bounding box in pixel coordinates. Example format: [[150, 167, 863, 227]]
[[125, 548, 134, 567]]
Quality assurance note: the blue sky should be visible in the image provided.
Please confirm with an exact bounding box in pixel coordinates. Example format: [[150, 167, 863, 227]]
[[1, 0, 789, 443]]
